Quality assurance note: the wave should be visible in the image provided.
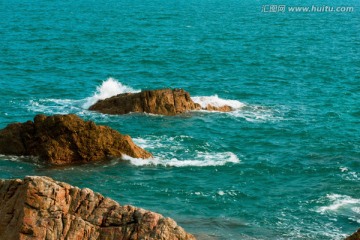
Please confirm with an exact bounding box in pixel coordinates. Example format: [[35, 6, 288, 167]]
[[191, 95, 246, 110], [82, 77, 140, 109], [132, 135, 193, 151], [340, 166, 360, 182], [26, 78, 139, 115], [0, 154, 41, 166], [28, 98, 84, 115], [229, 105, 285, 122], [191, 94, 283, 122], [25, 78, 283, 122], [131, 135, 240, 167], [122, 151, 240, 167], [317, 194, 360, 214]]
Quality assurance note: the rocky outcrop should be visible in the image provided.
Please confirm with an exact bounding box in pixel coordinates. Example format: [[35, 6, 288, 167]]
[[0, 114, 152, 165], [0, 176, 195, 240], [89, 89, 233, 115], [346, 228, 360, 240]]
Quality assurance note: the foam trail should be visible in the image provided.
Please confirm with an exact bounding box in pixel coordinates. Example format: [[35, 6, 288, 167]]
[[28, 99, 84, 115], [83, 77, 139, 109], [317, 194, 360, 213], [191, 95, 284, 122], [191, 95, 246, 110], [122, 152, 240, 167]]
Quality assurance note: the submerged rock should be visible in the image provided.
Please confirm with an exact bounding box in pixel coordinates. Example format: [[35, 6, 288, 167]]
[[0, 176, 195, 240], [89, 88, 233, 115], [345, 228, 360, 240], [0, 114, 152, 165]]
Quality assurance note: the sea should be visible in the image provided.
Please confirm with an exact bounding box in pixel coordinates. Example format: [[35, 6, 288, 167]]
[[1, 0, 359, 239]]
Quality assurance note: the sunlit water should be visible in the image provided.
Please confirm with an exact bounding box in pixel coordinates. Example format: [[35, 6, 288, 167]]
[[1, 0, 359, 239]]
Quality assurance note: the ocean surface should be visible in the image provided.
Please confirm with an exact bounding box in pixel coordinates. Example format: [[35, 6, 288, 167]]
[[1, 0, 359, 239]]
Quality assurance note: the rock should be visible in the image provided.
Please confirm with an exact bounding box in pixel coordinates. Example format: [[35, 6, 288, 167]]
[[345, 228, 360, 240], [0, 114, 152, 165], [0, 176, 195, 240], [203, 104, 233, 112], [89, 88, 233, 115]]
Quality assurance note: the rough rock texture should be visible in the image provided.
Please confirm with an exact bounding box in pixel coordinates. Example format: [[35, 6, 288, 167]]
[[0, 176, 195, 240], [0, 114, 152, 165], [89, 88, 233, 115], [346, 228, 360, 240]]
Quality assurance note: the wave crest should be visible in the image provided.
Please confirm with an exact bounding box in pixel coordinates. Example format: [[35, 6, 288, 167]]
[[191, 95, 245, 109]]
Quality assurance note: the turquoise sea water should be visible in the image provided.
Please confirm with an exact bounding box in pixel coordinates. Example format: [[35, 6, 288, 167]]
[[1, 0, 359, 239]]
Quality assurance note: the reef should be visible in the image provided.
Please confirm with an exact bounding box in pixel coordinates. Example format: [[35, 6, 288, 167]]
[[89, 88, 233, 115], [0, 114, 152, 165]]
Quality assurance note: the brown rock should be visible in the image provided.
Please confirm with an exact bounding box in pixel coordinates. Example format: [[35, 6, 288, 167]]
[[0, 114, 152, 165], [0, 176, 195, 240], [203, 104, 233, 112], [346, 228, 360, 240], [89, 88, 233, 115]]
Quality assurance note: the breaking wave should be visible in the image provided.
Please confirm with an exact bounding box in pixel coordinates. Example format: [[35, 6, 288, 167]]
[[82, 77, 139, 109], [191, 95, 246, 110], [316, 194, 360, 222], [131, 135, 240, 167], [26, 78, 138, 115], [25, 78, 283, 122]]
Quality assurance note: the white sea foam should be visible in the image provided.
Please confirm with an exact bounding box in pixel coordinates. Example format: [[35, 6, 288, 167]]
[[191, 95, 246, 109], [132, 136, 172, 150], [317, 194, 360, 214], [0, 154, 40, 165], [339, 167, 360, 182], [352, 207, 360, 214], [131, 134, 239, 167], [27, 78, 139, 113], [26, 78, 282, 123], [83, 77, 139, 109], [191, 95, 284, 122], [229, 105, 285, 122], [122, 151, 240, 167], [28, 98, 84, 115]]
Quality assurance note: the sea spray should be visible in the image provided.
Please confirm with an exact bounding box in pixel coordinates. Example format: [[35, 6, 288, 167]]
[[26, 78, 281, 123], [191, 95, 246, 109], [83, 77, 140, 109]]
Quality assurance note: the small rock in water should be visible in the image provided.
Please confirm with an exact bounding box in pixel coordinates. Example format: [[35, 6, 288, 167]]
[[0, 114, 152, 165], [89, 88, 233, 115]]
